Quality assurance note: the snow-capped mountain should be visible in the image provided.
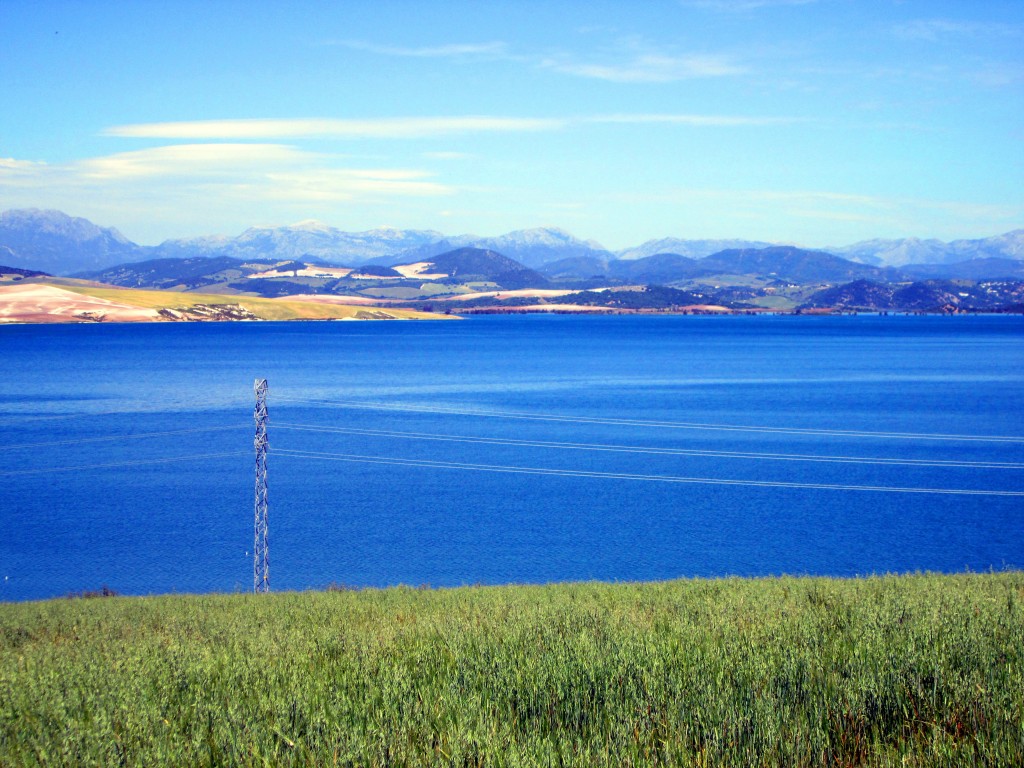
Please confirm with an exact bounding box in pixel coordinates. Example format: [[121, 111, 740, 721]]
[[832, 230, 1024, 267], [151, 222, 448, 264], [617, 237, 775, 261], [465, 227, 613, 268], [369, 227, 611, 268], [831, 237, 953, 267]]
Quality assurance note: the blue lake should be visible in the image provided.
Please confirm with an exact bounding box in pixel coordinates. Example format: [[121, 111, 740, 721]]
[[1, 314, 1022, 602]]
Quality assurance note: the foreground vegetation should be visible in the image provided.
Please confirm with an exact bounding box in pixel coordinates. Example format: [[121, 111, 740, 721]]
[[1, 573, 1022, 766]]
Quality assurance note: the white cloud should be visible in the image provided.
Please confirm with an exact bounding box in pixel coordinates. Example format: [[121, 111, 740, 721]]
[[0, 158, 45, 172], [541, 52, 745, 82], [74, 144, 310, 179], [102, 113, 794, 142], [104, 116, 566, 140]]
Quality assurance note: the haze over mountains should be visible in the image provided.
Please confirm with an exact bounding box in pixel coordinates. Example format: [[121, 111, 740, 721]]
[[3, 209, 1023, 276]]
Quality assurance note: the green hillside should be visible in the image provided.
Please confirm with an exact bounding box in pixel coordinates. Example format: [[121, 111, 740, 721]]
[[2, 572, 1022, 766]]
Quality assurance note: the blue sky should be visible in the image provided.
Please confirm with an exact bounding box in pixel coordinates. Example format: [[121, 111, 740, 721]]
[[1, 0, 1021, 248]]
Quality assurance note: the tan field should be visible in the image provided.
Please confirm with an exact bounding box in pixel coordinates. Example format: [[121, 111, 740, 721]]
[[0, 280, 455, 323]]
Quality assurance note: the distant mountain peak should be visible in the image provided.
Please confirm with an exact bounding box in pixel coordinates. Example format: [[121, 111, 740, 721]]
[[288, 219, 334, 233], [462, 227, 611, 268], [489, 226, 606, 249], [0, 208, 132, 244], [0, 208, 140, 274], [831, 231, 1024, 267], [617, 237, 775, 261]]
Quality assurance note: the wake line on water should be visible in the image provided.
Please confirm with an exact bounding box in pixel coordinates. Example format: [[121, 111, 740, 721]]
[[274, 448, 1024, 497], [275, 396, 1024, 444]]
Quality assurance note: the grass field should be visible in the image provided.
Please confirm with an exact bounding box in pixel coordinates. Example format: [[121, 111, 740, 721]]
[[1, 573, 1022, 766]]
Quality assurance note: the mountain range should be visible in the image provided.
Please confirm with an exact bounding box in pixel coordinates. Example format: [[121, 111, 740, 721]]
[[0, 209, 141, 274], [3, 208, 1024, 315], [2, 208, 1022, 276]]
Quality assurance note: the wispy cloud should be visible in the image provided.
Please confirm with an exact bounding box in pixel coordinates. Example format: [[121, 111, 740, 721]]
[[261, 169, 447, 202], [0, 158, 48, 187], [104, 113, 792, 141], [0, 145, 450, 203], [970, 63, 1024, 88], [104, 117, 566, 140], [541, 52, 745, 82], [336, 40, 510, 58], [587, 113, 797, 127], [337, 34, 747, 84], [75, 144, 310, 179], [0, 158, 43, 171], [893, 19, 1022, 42]]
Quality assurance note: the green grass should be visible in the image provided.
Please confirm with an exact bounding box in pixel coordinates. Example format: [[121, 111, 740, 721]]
[[2, 573, 1022, 766]]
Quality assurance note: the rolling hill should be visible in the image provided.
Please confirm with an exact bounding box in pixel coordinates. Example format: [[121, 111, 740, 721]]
[[417, 247, 549, 289], [540, 247, 894, 285], [80, 256, 253, 290], [76, 247, 551, 298], [698, 246, 895, 283], [900, 258, 1024, 280], [800, 278, 1024, 312]]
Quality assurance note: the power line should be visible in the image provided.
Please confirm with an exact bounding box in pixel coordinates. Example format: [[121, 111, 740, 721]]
[[274, 422, 1024, 470], [0, 398, 249, 426], [274, 396, 1024, 444], [274, 448, 1024, 497], [3, 424, 247, 452], [0, 451, 248, 477]]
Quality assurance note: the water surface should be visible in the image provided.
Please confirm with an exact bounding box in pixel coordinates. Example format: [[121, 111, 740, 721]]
[[1, 315, 1022, 601]]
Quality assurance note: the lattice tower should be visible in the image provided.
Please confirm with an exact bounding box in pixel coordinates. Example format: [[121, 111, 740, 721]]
[[253, 378, 269, 593]]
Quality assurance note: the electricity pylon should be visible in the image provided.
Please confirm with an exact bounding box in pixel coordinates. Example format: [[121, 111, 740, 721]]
[[253, 378, 269, 593]]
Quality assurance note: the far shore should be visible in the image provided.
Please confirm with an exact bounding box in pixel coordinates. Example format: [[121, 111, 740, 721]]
[[2, 280, 1021, 325]]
